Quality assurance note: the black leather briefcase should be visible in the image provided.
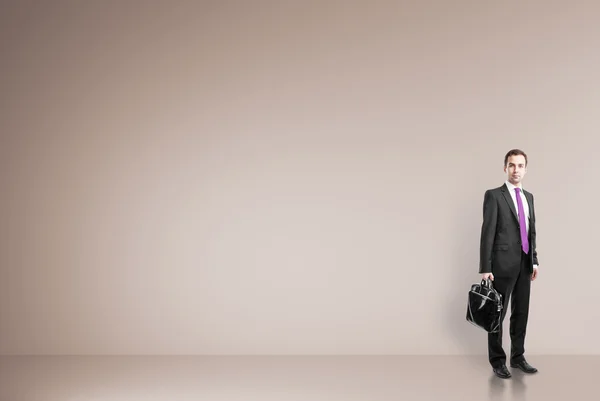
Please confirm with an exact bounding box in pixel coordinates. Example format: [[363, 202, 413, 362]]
[[466, 279, 503, 333]]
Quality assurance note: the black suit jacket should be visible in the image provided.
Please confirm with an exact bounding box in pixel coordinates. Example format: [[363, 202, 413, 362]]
[[479, 183, 539, 277]]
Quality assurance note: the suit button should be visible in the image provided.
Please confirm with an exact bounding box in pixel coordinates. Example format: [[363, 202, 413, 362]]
[[517, 240, 521, 244]]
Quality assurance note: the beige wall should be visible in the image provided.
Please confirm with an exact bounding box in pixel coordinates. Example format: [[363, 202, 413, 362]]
[[1, 0, 598, 355]]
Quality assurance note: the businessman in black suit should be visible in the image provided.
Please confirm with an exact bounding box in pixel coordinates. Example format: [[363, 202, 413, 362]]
[[479, 149, 539, 379]]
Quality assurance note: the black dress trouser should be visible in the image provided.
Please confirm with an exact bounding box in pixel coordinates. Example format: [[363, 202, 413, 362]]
[[488, 250, 532, 368]]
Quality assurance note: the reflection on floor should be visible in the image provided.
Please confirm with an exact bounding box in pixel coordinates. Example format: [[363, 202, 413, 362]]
[[0, 355, 596, 401]]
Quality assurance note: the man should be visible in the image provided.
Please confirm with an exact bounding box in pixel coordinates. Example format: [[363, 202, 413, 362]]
[[479, 149, 539, 379]]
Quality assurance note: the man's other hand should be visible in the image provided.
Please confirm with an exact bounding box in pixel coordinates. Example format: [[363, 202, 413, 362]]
[[531, 267, 539, 281]]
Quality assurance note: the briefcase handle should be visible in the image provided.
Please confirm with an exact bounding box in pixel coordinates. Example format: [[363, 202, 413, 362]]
[[481, 278, 493, 288], [474, 278, 496, 295]]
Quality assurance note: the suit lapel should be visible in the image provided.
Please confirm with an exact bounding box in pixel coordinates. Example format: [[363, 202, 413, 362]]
[[524, 191, 533, 222], [501, 184, 519, 222]]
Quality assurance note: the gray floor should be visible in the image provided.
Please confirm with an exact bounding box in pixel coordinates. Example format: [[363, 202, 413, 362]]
[[0, 356, 596, 401]]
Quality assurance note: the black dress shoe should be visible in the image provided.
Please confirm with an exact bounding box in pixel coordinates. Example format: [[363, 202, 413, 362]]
[[493, 365, 511, 379], [511, 360, 538, 373]]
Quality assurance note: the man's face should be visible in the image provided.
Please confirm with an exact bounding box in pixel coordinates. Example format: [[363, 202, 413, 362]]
[[504, 155, 527, 186]]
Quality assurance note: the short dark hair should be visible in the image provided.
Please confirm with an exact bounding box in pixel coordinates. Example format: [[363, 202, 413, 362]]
[[504, 149, 528, 167]]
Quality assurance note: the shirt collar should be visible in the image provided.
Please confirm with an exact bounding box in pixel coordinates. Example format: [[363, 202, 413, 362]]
[[505, 180, 523, 193]]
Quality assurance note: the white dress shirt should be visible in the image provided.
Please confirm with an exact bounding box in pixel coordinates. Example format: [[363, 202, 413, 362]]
[[505, 180, 529, 233], [504, 180, 538, 269]]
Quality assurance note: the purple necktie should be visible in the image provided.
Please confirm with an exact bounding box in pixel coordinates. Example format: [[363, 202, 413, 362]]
[[515, 188, 529, 254]]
